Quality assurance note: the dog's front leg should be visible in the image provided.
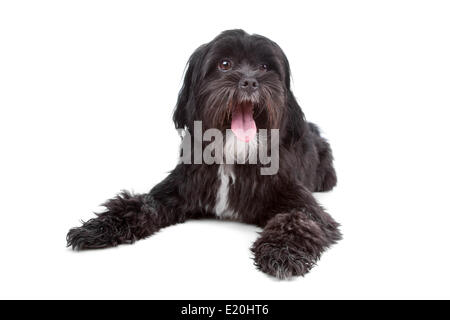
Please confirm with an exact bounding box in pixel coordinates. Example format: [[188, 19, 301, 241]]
[[66, 174, 188, 250], [251, 186, 342, 279]]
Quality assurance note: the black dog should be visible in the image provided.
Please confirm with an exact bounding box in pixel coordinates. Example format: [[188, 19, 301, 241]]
[[67, 29, 341, 279]]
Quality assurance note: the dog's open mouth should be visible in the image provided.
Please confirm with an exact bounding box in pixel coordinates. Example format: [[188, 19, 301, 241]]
[[231, 102, 257, 142]]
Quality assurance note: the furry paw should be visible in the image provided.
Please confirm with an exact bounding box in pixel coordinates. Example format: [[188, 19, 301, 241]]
[[67, 191, 154, 250], [66, 216, 134, 250], [252, 241, 317, 279], [251, 212, 336, 279]]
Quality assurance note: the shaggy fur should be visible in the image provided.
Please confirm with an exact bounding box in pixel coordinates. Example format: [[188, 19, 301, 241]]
[[67, 29, 342, 279]]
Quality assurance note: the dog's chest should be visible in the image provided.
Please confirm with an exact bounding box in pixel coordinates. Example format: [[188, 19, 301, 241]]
[[214, 165, 237, 219]]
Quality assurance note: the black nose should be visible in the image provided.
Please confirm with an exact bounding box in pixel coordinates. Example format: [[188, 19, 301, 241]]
[[239, 77, 259, 91]]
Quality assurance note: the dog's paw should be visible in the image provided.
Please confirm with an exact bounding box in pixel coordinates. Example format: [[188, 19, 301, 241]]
[[66, 217, 134, 250], [251, 241, 317, 279]]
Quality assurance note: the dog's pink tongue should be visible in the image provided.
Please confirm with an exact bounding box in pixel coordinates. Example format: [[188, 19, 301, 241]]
[[231, 102, 256, 142]]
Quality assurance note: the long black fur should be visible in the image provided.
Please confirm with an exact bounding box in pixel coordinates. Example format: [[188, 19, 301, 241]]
[[67, 29, 341, 279]]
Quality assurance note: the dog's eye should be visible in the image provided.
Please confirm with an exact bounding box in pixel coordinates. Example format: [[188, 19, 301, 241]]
[[218, 59, 232, 71], [259, 64, 268, 71]]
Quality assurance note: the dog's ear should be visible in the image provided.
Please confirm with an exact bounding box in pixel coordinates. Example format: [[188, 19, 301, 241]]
[[276, 47, 308, 145], [173, 44, 208, 130], [283, 90, 307, 145]]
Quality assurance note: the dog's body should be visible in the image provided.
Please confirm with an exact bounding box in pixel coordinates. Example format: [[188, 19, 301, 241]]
[[67, 30, 341, 279]]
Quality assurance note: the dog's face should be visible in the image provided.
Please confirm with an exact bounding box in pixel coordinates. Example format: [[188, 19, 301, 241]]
[[174, 30, 297, 143]]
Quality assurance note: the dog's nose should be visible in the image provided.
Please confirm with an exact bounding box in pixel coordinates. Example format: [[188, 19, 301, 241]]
[[239, 77, 259, 91]]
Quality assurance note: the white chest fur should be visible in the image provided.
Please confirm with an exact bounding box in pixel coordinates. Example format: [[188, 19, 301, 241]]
[[214, 165, 237, 219]]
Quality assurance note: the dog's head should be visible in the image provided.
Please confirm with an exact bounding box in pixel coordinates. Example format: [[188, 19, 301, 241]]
[[174, 29, 305, 145]]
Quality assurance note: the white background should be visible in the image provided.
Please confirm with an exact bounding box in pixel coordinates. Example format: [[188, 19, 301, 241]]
[[1, 0, 449, 299]]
